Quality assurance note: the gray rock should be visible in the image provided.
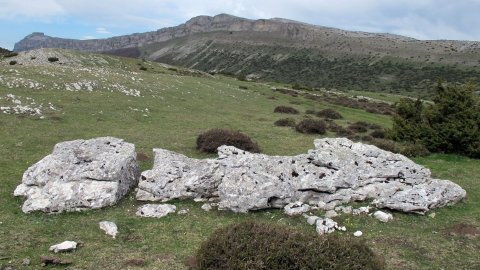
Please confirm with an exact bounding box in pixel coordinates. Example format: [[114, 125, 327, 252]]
[[201, 203, 212, 212], [335, 205, 353, 214], [325, 210, 338, 218], [49, 241, 77, 253], [136, 138, 466, 214], [177, 209, 190, 215], [373, 211, 393, 222], [284, 202, 310, 216], [306, 215, 320, 225], [353, 231, 363, 237], [353, 206, 371, 216], [22, 258, 31, 266], [315, 218, 338, 235], [14, 137, 140, 213], [99, 221, 118, 239], [136, 204, 176, 218]]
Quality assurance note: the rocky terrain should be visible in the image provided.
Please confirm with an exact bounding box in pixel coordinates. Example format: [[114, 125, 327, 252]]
[[13, 14, 480, 96]]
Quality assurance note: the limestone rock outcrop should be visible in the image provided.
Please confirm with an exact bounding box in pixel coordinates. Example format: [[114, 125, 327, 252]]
[[14, 137, 139, 213], [137, 138, 466, 214]]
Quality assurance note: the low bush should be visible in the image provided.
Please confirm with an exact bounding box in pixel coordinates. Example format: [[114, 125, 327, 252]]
[[195, 221, 384, 270], [348, 123, 368, 133], [196, 129, 260, 153], [47, 57, 59, 62], [370, 129, 386, 139], [274, 106, 299, 114], [335, 126, 354, 137], [305, 109, 316, 115], [9, 60, 17, 65], [370, 139, 399, 153], [316, 108, 343, 119], [239, 85, 248, 90], [4, 52, 18, 58], [139, 66, 147, 71], [274, 118, 296, 127], [295, 119, 326, 134], [399, 142, 430, 157]]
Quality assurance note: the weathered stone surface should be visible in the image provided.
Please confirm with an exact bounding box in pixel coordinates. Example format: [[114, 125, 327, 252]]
[[136, 204, 176, 218], [284, 202, 310, 216], [14, 137, 139, 213], [136, 138, 466, 214], [353, 231, 363, 237], [325, 210, 338, 218], [49, 241, 77, 253], [201, 203, 213, 212], [373, 211, 394, 222], [99, 221, 118, 239], [315, 218, 339, 235]]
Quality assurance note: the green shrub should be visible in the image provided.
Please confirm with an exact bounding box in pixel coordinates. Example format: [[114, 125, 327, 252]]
[[9, 60, 17, 65], [196, 129, 260, 153], [139, 66, 147, 71], [316, 108, 343, 119], [4, 52, 18, 58], [348, 123, 368, 133], [370, 129, 386, 139], [47, 57, 59, 62], [274, 118, 296, 127], [295, 119, 326, 134], [391, 83, 480, 158], [239, 85, 248, 90], [399, 142, 430, 157], [195, 222, 384, 270], [371, 139, 399, 153], [274, 106, 299, 114]]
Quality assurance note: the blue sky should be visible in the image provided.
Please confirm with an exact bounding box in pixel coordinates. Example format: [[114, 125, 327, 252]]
[[1, 0, 479, 50]]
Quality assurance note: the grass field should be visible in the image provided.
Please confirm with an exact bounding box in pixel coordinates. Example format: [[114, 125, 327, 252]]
[[0, 49, 478, 269]]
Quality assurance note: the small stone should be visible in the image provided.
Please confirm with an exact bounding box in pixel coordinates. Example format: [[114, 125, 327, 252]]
[[338, 226, 347, 231], [353, 231, 363, 237], [49, 241, 77, 253], [201, 203, 212, 211], [99, 221, 118, 239], [353, 206, 370, 215], [373, 211, 393, 222], [194, 197, 207, 202], [284, 202, 310, 216], [335, 205, 353, 214], [306, 215, 320, 225], [429, 212, 436, 218], [136, 204, 176, 218], [325, 210, 338, 218], [22, 258, 31, 266], [315, 218, 338, 235], [177, 209, 189, 215]]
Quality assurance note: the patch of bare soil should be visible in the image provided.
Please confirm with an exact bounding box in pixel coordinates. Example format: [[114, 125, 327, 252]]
[[444, 223, 479, 238]]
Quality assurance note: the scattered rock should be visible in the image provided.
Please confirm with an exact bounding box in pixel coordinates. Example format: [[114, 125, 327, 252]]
[[284, 202, 310, 216], [354, 231, 363, 237], [40, 256, 72, 266], [21, 258, 30, 266], [99, 221, 118, 239], [306, 215, 320, 225], [201, 203, 212, 212], [335, 205, 353, 214], [325, 210, 338, 218], [49, 241, 77, 253], [429, 212, 436, 218], [353, 206, 371, 216], [315, 218, 339, 235], [14, 137, 140, 213], [136, 204, 176, 218], [373, 211, 393, 222], [177, 209, 190, 215], [133, 138, 465, 214]]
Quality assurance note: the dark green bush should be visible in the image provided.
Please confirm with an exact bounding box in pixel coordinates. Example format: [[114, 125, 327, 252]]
[[391, 83, 480, 158], [239, 85, 248, 90], [399, 142, 430, 157], [274, 118, 296, 127], [370, 129, 386, 139], [370, 139, 399, 153], [9, 60, 17, 65], [295, 119, 326, 134], [274, 106, 299, 114], [316, 108, 343, 119], [4, 52, 18, 58], [195, 222, 384, 270], [139, 66, 147, 71], [47, 57, 59, 62], [196, 129, 260, 153], [348, 123, 368, 133]]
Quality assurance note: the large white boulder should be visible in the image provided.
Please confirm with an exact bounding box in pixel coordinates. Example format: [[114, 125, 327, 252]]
[[14, 137, 140, 213], [136, 138, 466, 214]]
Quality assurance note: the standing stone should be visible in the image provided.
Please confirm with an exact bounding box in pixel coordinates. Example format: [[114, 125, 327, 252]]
[[14, 137, 140, 213]]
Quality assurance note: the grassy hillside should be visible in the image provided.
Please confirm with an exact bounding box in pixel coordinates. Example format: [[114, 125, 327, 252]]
[[0, 49, 478, 269], [139, 32, 480, 98]]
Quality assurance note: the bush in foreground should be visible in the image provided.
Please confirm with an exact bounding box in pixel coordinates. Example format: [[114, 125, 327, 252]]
[[196, 129, 260, 153], [48, 57, 59, 62], [295, 119, 326, 134], [195, 222, 384, 270], [274, 106, 299, 114]]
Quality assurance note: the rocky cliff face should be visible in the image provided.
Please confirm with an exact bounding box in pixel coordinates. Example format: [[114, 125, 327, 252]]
[[14, 14, 308, 52]]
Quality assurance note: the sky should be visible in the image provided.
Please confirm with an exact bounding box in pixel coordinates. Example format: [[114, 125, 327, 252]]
[[1, 0, 479, 50]]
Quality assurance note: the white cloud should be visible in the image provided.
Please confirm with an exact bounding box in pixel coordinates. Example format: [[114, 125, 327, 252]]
[[81, 36, 96, 40], [96, 27, 111, 34], [0, 0, 479, 40]]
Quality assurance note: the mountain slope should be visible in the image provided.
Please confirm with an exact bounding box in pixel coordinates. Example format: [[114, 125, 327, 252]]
[[14, 14, 480, 96]]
